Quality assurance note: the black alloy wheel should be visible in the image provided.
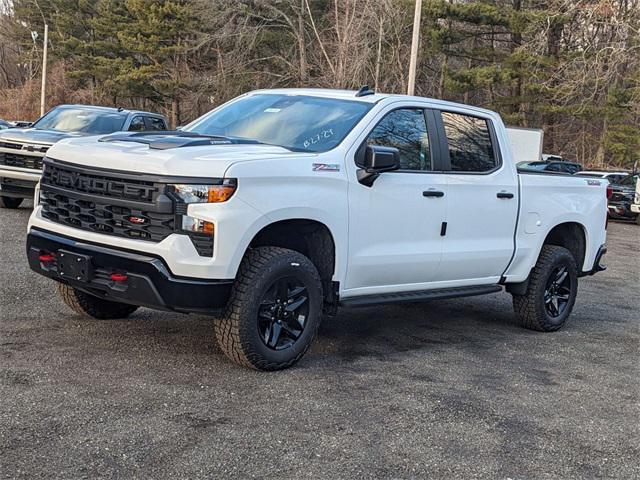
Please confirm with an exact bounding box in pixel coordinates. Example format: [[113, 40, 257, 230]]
[[215, 246, 323, 370], [543, 266, 573, 318], [258, 276, 309, 351]]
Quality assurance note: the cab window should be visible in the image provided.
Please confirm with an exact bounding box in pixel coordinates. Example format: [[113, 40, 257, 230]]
[[365, 108, 431, 171], [441, 112, 498, 173], [129, 116, 145, 131], [144, 116, 167, 131]]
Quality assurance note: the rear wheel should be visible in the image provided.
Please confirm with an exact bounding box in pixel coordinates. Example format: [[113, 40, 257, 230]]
[[0, 196, 23, 209], [57, 284, 139, 319], [512, 245, 578, 331], [215, 247, 323, 371]]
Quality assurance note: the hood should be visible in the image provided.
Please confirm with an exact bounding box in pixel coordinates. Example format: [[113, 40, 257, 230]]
[[0, 128, 87, 146], [46, 134, 312, 178]]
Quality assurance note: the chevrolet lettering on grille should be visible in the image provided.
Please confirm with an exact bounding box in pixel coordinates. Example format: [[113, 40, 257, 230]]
[[51, 169, 155, 200]]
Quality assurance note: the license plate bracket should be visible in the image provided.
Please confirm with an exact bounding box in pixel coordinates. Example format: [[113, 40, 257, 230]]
[[57, 250, 93, 282]]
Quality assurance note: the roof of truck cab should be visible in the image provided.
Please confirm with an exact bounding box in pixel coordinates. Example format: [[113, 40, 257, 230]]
[[248, 88, 498, 116], [53, 104, 165, 118]]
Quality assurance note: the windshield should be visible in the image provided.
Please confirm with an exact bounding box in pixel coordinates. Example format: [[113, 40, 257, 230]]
[[32, 107, 127, 134], [186, 94, 372, 152]]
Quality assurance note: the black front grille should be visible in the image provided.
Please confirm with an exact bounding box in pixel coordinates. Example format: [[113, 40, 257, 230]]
[[40, 159, 215, 256], [0, 152, 44, 170], [40, 161, 174, 242], [0, 141, 23, 150], [611, 192, 631, 203], [42, 162, 157, 202], [40, 190, 175, 241]]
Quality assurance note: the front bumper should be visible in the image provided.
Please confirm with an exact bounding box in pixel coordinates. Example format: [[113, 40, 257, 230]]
[[631, 204, 640, 214], [0, 166, 42, 182], [27, 228, 233, 313], [0, 167, 39, 199]]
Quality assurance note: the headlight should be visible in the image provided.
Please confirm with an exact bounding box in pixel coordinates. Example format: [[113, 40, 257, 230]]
[[170, 179, 236, 204]]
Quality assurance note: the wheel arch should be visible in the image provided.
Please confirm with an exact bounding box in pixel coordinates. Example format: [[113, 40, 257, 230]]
[[507, 220, 588, 295], [239, 217, 339, 310], [541, 221, 588, 272]]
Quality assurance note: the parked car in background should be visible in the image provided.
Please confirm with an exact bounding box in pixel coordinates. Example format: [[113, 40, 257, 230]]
[[518, 159, 583, 174], [576, 170, 629, 184], [607, 173, 640, 224], [0, 119, 12, 130], [0, 105, 168, 209], [630, 176, 640, 222]]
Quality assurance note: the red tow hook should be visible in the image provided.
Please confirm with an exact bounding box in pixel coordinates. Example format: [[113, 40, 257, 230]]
[[110, 272, 128, 282], [39, 252, 55, 263]]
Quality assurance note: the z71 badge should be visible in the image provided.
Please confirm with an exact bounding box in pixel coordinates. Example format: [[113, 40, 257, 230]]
[[312, 163, 340, 172]]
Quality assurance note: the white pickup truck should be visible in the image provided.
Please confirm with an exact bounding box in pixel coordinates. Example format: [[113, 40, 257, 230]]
[[26, 88, 608, 370]]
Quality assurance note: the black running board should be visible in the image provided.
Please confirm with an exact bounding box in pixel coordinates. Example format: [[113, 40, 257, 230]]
[[340, 285, 503, 308]]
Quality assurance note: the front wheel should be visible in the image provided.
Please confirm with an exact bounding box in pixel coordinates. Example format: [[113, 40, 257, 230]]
[[0, 196, 23, 209], [512, 245, 578, 331], [215, 247, 323, 371], [57, 284, 139, 319]]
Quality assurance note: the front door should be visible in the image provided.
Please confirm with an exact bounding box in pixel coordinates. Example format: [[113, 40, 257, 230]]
[[344, 106, 448, 296]]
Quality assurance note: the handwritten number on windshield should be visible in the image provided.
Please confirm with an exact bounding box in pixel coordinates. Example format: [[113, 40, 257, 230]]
[[304, 129, 334, 149]]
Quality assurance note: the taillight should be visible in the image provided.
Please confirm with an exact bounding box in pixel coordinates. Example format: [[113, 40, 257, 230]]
[[606, 184, 613, 199]]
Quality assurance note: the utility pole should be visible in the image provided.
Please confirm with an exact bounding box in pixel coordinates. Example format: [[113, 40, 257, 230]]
[[40, 24, 48, 117], [407, 0, 422, 96]]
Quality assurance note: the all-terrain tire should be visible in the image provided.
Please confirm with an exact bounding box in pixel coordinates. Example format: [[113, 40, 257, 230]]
[[215, 247, 323, 371], [0, 196, 23, 209], [57, 284, 139, 319], [512, 245, 578, 332]]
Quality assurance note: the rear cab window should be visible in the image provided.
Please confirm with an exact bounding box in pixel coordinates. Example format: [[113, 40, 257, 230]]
[[440, 111, 499, 173], [144, 116, 167, 131]]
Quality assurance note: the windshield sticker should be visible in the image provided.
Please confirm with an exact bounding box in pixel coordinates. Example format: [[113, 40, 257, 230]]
[[304, 129, 334, 149], [312, 163, 340, 172]]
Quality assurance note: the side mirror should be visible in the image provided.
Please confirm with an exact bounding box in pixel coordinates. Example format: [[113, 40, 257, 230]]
[[357, 145, 401, 186]]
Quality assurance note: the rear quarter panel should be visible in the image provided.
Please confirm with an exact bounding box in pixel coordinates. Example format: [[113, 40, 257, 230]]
[[504, 172, 607, 282]]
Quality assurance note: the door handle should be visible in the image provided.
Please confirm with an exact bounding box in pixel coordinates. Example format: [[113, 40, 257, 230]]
[[423, 190, 445, 198], [497, 192, 514, 199]]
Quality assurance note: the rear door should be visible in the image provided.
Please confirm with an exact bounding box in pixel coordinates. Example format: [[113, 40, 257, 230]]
[[435, 110, 519, 283]]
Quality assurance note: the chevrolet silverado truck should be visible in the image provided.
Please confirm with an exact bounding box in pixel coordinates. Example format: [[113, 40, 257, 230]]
[[26, 88, 608, 370], [0, 104, 167, 209]]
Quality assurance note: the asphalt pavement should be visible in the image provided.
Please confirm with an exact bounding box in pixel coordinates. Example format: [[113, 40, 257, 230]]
[[1, 200, 638, 479]]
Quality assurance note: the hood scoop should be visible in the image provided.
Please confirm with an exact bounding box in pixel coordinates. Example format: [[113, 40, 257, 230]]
[[99, 131, 261, 150]]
